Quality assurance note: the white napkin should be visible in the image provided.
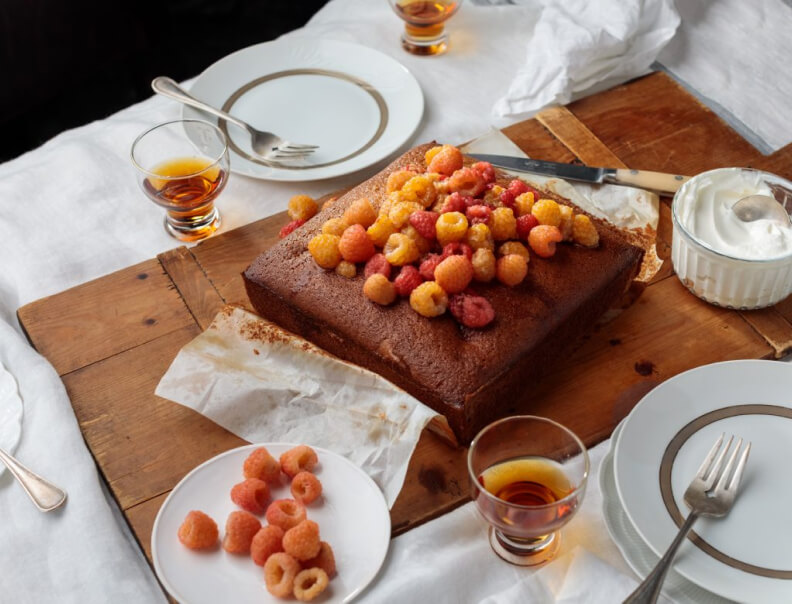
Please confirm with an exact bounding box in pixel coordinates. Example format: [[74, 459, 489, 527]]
[[0, 319, 166, 603], [493, 0, 680, 118]]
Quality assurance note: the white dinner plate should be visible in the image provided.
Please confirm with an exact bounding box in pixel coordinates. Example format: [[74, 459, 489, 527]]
[[0, 361, 23, 477], [613, 360, 792, 603], [183, 39, 424, 181], [152, 443, 391, 603]]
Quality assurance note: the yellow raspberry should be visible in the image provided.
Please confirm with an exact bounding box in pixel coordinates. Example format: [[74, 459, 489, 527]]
[[367, 215, 397, 248], [400, 175, 438, 208], [389, 201, 423, 228], [496, 254, 528, 286], [401, 225, 432, 254], [513, 192, 535, 217], [499, 241, 530, 261], [488, 207, 517, 241], [363, 274, 396, 306], [558, 205, 574, 241], [379, 192, 400, 218], [436, 212, 469, 246], [465, 223, 495, 252], [343, 197, 377, 228], [472, 248, 496, 282], [288, 194, 318, 222], [531, 199, 562, 227], [321, 217, 348, 237], [321, 196, 338, 211], [424, 145, 443, 165], [409, 281, 448, 318], [335, 261, 356, 278], [572, 214, 600, 247], [383, 233, 420, 266], [386, 170, 417, 194], [308, 234, 341, 270], [433, 178, 451, 196], [483, 185, 504, 206]]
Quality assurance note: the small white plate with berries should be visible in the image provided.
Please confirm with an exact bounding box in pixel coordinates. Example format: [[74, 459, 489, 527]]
[[152, 443, 391, 603]]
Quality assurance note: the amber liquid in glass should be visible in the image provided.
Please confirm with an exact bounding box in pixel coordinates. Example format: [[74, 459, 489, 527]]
[[143, 157, 225, 217], [394, 0, 459, 55]]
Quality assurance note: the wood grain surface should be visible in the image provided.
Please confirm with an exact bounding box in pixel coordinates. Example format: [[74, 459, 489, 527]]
[[17, 72, 792, 569]]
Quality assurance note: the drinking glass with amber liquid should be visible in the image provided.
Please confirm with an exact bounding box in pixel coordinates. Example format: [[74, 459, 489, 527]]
[[468, 415, 589, 566], [131, 119, 229, 241], [387, 0, 463, 56]]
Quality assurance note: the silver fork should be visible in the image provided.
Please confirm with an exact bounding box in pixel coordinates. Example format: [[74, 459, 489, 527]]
[[151, 77, 318, 162], [624, 434, 751, 604]]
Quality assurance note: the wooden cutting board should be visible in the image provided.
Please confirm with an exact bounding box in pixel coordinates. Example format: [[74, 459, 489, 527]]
[[17, 72, 792, 564]]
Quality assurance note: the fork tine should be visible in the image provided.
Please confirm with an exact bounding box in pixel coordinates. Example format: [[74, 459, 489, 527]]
[[727, 441, 751, 491], [704, 434, 734, 489], [270, 152, 313, 160], [273, 149, 315, 156], [283, 143, 319, 150], [696, 433, 724, 480], [714, 437, 743, 492]]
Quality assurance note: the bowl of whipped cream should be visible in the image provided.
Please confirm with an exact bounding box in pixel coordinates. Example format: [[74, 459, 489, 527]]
[[671, 167, 792, 309]]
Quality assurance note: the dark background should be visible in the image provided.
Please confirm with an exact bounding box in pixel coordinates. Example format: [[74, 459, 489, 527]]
[[0, 0, 331, 162]]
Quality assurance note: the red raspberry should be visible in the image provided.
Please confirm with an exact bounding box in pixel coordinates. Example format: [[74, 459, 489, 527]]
[[231, 478, 270, 515], [364, 253, 392, 279], [439, 192, 468, 214], [508, 179, 530, 196], [472, 161, 496, 184], [338, 224, 375, 263], [393, 265, 424, 297], [466, 204, 492, 225], [408, 210, 439, 240], [449, 293, 496, 328], [278, 219, 305, 239], [419, 253, 443, 281], [516, 214, 540, 240], [441, 242, 473, 261]]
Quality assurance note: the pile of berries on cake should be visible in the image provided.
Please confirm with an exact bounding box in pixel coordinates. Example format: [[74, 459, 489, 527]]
[[282, 144, 599, 329], [177, 445, 335, 601]]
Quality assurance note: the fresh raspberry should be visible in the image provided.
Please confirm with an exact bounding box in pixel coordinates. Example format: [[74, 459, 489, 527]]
[[427, 145, 464, 176], [303, 541, 337, 578], [321, 217, 348, 237], [436, 211, 469, 246], [231, 478, 270, 515], [466, 204, 492, 225], [223, 510, 261, 554], [178, 510, 218, 550], [290, 471, 323, 504], [321, 196, 338, 211], [409, 281, 449, 318], [387, 169, 417, 193], [488, 207, 517, 241], [389, 200, 423, 228], [434, 255, 474, 294], [401, 225, 432, 254], [335, 260, 356, 278], [471, 248, 496, 282], [408, 210, 439, 240], [251, 525, 284, 567], [308, 234, 342, 270], [280, 445, 318, 478], [499, 241, 530, 261], [419, 253, 443, 281], [529, 225, 563, 258], [441, 242, 473, 261], [499, 188, 516, 207], [279, 219, 305, 239], [266, 499, 307, 531], [558, 205, 575, 241], [401, 174, 438, 208], [516, 214, 540, 241], [363, 273, 397, 306], [483, 184, 504, 206], [293, 568, 330, 602], [393, 265, 424, 297], [264, 553, 301, 598], [283, 519, 321, 561], [364, 253, 392, 280], [496, 254, 529, 286], [342, 197, 377, 228], [465, 223, 495, 252], [244, 447, 282, 484], [424, 145, 443, 166], [383, 233, 420, 266], [507, 179, 530, 197], [448, 167, 486, 197], [439, 191, 468, 214], [338, 224, 375, 263], [572, 214, 600, 247], [472, 161, 496, 184], [287, 195, 318, 222], [513, 192, 535, 217], [367, 215, 397, 247], [449, 293, 495, 328], [531, 199, 562, 227]]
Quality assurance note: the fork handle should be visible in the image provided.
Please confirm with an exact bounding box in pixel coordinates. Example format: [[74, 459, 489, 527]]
[[0, 447, 67, 512], [151, 76, 250, 132], [623, 512, 699, 604]]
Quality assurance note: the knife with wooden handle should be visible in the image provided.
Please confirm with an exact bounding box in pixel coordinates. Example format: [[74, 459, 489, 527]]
[[468, 154, 691, 195]]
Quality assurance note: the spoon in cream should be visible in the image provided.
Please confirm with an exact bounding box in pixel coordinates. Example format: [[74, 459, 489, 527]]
[[732, 194, 792, 227]]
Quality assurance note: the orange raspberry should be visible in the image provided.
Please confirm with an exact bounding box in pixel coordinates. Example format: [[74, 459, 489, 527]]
[[342, 197, 377, 228], [251, 525, 284, 567], [401, 174, 438, 208], [424, 145, 443, 165], [465, 223, 495, 252], [573, 214, 600, 247], [335, 260, 356, 278], [287, 194, 318, 222], [283, 519, 321, 561], [496, 254, 528, 286], [427, 144, 464, 176], [223, 510, 261, 554], [178, 510, 218, 550], [401, 225, 432, 254], [363, 273, 397, 306], [488, 207, 517, 241], [290, 471, 323, 504], [280, 445, 318, 478], [321, 217, 348, 237], [303, 541, 336, 578], [409, 281, 448, 317], [434, 255, 474, 294], [435, 211, 469, 246], [387, 169, 417, 193], [558, 205, 575, 241], [266, 499, 307, 531], [472, 248, 496, 282], [383, 233, 420, 266], [447, 167, 486, 197], [231, 478, 270, 515], [293, 568, 329, 602], [367, 215, 397, 247], [531, 199, 562, 227], [389, 201, 423, 228], [498, 241, 530, 261], [528, 225, 563, 258], [264, 552, 301, 598], [244, 447, 281, 484], [308, 234, 341, 269], [513, 192, 535, 216], [338, 224, 375, 263]]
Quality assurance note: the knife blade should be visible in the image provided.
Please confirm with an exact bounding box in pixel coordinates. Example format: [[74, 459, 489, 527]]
[[468, 153, 690, 195]]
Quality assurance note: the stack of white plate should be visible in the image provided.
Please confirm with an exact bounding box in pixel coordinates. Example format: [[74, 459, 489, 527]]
[[600, 360, 792, 604]]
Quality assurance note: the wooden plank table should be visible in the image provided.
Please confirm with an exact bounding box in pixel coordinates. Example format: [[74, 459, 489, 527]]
[[17, 72, 792, 567]]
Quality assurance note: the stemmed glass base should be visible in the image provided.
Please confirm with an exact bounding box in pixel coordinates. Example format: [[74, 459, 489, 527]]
[[489, 527, 561, 566], [164, 207, 221, 242], [401, 31, 449, 56]]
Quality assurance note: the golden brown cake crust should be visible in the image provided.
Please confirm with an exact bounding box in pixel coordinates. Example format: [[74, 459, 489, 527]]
[[244, 143, 644, 443]]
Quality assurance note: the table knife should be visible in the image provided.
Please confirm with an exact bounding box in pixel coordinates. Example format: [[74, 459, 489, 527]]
[[468, 153, 690, 195]]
